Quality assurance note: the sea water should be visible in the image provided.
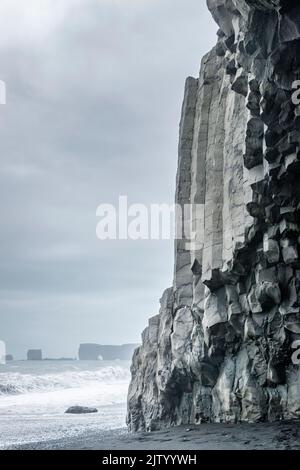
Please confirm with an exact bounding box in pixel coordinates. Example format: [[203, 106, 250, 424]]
[[0, 360, 131, 449]]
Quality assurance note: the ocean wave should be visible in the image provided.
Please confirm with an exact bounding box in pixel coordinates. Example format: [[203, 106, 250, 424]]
[[0, 367, 130, 396]]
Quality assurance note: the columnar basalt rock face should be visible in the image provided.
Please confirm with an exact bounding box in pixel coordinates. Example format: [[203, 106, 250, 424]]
[[127, 0, 300, 431]]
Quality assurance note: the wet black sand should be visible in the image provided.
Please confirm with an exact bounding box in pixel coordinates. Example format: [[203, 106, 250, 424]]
[[11, 420, 300, 450]]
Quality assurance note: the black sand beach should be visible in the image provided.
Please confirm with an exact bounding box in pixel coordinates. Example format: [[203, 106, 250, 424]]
[[11, 420, 300, 450]]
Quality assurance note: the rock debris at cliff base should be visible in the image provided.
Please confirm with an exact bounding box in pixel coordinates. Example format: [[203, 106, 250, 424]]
[[127, 0, 300, 431]]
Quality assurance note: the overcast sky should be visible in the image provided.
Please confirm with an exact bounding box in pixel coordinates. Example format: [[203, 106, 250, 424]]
[[0, 0, 217, 359]]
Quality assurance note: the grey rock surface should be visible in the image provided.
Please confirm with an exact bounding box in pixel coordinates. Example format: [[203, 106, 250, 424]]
[[127, 0, 300, 431]]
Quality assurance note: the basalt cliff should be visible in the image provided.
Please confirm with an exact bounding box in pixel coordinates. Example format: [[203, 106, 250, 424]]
[[127, 0, 300, 431]]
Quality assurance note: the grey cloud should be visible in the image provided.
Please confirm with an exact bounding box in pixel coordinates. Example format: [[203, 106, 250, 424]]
[[0, 0, 217, 358]]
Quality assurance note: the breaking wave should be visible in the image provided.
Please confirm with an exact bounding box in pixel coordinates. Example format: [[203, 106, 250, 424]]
[[0, 367, 130, 396]]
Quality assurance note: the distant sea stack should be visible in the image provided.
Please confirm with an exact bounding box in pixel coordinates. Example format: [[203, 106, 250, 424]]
[[127, 0, 300, 431], [5, 354, 14, 361], [43, 357, 76, 361], [27, 349, 42, 361], [79, 343, 139, 361]]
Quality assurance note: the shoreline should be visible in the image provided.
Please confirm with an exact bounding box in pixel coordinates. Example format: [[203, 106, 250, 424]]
[[9, 420, 300, 450]]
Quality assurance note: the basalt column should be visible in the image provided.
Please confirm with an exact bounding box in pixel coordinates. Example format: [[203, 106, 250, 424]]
[[127, 0, 300, 431]]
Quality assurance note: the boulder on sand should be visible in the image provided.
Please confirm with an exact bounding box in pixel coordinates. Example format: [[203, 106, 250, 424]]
[[65, 406, 98, 414]]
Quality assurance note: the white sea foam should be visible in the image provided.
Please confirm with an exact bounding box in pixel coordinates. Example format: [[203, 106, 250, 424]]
[[0, 361, 130, 448], [0, 366, 130, 396]]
